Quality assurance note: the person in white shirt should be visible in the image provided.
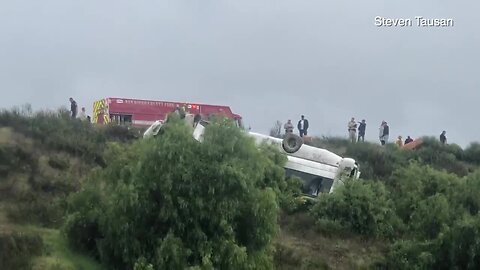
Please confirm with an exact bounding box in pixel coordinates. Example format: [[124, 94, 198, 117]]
[[78, 107, 87, 121], [348, 117, 357, 143], [284, 119, 294, 134]]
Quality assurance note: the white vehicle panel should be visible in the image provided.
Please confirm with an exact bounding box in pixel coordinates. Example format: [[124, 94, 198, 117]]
[[284, 155, 337, 180]]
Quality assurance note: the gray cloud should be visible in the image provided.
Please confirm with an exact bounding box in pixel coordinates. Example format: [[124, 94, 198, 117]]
[[1, 0, 478, 146]]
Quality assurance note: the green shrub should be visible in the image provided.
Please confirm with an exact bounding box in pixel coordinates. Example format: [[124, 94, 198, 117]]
[[386, 163, 461, 230], [346, 142, 412, 180], [384, 166, 480, 268], [388, 215, 480, 270], [0, 106, 142, 228], [464, 142, 480, 164], [387, 239, 436, 270], [456, 170, 480, 215], [415, 137, 468, 176], [0, 106, 138, 168], [310, 179, 398, 237], [101, 124, 140, 142], [308, 135, 471, 180], [435, 215, 480, 269], [408, 194, 452, 239], [63, 178, 104, 256], [65, 118, 283, 269], [277, 176, 306, 214], [134, 257, 155, 270]]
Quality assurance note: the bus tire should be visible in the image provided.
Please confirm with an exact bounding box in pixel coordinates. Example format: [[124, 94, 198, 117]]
[[282, 133, 303, 153]]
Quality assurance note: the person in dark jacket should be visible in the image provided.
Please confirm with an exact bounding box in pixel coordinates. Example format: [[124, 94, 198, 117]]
[[69, 98, 78, 118], [404, 136, 413, 145], [297, 115, 309, 137], [358, 119, 366, 142], [440, 131, 447, 144]]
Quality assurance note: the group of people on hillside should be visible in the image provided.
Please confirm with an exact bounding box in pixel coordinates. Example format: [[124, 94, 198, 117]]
[[347, 118, 381, 144], [347, 118, 367, 143], [346, 117, 447, 146], [395, 135, 413, 147], [283, 115, 309, 137], [69, 98, 90, 122], [282, 115, 448, 146]]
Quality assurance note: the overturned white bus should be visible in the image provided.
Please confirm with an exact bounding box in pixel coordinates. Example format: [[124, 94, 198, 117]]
[[144, 117, 360, 196]]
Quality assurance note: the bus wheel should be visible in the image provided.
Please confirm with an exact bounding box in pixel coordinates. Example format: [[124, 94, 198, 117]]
[[282, 133, 303, 153]]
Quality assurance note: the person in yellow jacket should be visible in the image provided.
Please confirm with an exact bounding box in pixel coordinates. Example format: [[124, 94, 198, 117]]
[[396, 136, 404, 147]]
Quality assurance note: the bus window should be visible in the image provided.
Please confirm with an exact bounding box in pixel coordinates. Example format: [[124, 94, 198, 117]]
[[284, 168, 334, 196]]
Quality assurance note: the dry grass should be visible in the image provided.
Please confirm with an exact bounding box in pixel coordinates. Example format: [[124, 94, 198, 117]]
[[275, 213, 387, 270]]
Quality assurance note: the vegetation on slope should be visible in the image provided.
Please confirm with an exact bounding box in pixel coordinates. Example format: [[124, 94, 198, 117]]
[[2, 108, 480, 269], [306, 137, 480, 269], [63, 115, 298, 269], [0, 105, 137, 269]]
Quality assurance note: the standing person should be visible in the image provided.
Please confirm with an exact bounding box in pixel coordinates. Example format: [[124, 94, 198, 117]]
[[379, 121, 389, 145], [297, 115, 309, 137], [396, 136, 404, 147], [69, 98, 78, 119], [348, 117, 357, 143], [440, 131, 447, 144], [78, 107, 87, 121], [358, 119, 366, 142], [382, 122, 390, 145], [404, 136, 413, 145], [284, 119, 294, 134], [378, 121, 384, 145]]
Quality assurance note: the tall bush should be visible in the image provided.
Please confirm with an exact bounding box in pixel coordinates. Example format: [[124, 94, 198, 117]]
[[435, 215, 480, 269], [310, 179, 398, 237], [464, 142, 480, 164], [65, 117, 285, 269], [386, 163, 461, 230]]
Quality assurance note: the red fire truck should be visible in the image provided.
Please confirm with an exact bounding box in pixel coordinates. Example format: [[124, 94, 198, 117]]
[[92, 97, 243, 128]]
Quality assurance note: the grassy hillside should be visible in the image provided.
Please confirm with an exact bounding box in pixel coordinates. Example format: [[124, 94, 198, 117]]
[[2, 106, 480, 269], [0, 106, 138, 269]]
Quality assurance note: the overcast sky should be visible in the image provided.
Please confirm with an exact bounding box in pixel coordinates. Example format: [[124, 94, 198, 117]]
[[1, 0, 478, 147]]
